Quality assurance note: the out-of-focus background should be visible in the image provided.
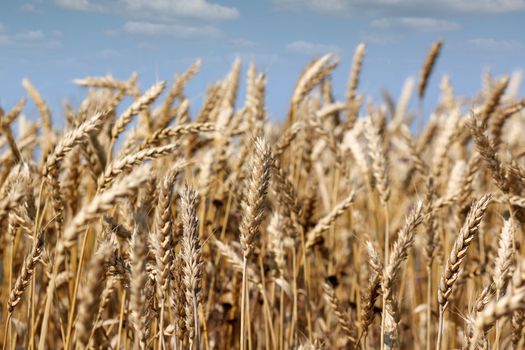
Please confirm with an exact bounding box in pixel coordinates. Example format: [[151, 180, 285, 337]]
[[1, 0, 524, 122]]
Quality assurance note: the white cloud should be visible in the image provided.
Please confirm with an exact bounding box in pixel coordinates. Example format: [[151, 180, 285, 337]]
[[55, 0, 98, 11], [20, 3, 39, 12], [273, 0, 525, 15], [0, 25, 62, 48], [469, 38, 524, 50], [54, 0, 239, 21], [371, 17, 460, 32], [119, 0, 239, 21], [121, 21, 222, 38], [286, 40, 340, 55], [274, 0, 346, 13], [16, 30, 46, 41], [230, 38, 257, 49], [449, 0, 525, 14], [53, 0, 239, 42]]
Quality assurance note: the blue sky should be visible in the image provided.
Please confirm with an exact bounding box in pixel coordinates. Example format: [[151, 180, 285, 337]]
[[1, 0, 524, 122]]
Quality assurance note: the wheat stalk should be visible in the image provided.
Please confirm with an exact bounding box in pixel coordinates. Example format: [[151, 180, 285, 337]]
[[436, 194, 492, 349], [180, 185, 202, 349], [8, 230, 44, 313]]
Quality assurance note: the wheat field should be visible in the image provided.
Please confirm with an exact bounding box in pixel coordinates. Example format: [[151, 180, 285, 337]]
[[0, 39, 525, 349]]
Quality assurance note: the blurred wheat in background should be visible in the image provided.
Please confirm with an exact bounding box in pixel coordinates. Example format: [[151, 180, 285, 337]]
[[1, 39, 525, 350]]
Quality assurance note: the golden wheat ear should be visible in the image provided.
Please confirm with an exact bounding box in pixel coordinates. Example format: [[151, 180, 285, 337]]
[[418, 39, 443, 100], [180, 184, 202, 349]]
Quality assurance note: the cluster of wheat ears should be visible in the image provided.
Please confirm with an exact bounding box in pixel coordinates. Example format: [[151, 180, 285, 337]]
[[0, 39, 524, 350]]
